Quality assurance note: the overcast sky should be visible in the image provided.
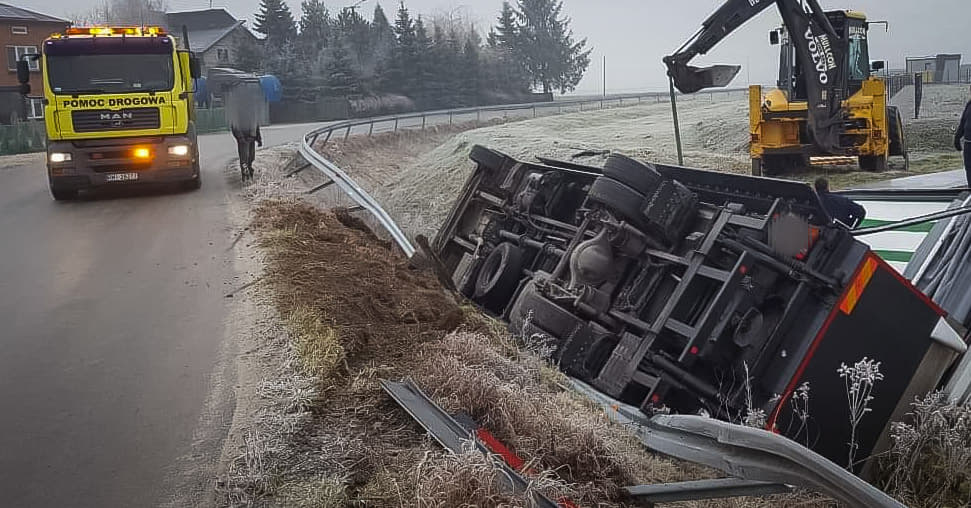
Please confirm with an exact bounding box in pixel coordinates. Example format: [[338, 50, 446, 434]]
[[29, 0, 971, 94]]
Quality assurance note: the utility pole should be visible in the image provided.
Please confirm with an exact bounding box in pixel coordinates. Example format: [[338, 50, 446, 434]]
[[602, 55, 606, 98]]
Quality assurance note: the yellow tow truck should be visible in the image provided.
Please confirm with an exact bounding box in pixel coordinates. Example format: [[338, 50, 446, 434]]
[[36, 26, 201, 200]]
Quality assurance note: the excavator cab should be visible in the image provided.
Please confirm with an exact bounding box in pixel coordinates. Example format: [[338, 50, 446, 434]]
[[776, 11, 871, 103]]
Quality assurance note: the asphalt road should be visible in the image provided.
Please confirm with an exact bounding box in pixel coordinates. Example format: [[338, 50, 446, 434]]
[[0, 124, 312, 507]]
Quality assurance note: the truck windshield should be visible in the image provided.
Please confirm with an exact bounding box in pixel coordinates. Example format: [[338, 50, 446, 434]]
[[46, 54, 174, 94]]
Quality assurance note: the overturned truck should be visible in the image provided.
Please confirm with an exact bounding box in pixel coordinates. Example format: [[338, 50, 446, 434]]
[[432, 146, 967, 468]]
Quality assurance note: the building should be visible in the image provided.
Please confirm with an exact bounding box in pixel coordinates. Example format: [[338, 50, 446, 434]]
[[0, 3, 69, 122], [961, 64, 971, 84], [164, 9, 258, 74], [905, 54, 963, 83]]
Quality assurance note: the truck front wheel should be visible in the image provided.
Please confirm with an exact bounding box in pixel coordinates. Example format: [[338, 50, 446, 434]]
[[859, 155, 888, 172], [183, 163, 202, 191], [49, 180, 77, 201]]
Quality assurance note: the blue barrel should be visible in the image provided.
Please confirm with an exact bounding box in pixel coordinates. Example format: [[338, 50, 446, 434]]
[[259, 75, 283, 103]]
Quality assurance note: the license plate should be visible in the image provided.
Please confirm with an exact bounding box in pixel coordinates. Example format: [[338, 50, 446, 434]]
[[105, 172, 139, 182]]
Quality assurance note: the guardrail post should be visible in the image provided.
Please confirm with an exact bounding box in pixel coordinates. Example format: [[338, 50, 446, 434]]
[[344, 125, 351, 141], [368, 121, 374, 137], [421, 115, 426, 130], [449, 111, 453, 126], [394, 117, 399, 132], [477, 109, 481, 123], [600, 99, 604, 109], [323, 129, 333, 145], [532, 105, 536, 118]]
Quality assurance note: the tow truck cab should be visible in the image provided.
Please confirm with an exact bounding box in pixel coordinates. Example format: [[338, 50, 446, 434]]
[[41, 27, 201, 200]]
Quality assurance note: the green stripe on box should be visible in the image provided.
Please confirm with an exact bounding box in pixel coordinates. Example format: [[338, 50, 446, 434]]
[[873, 250, 914, 263], [858, 219, 936, 233]]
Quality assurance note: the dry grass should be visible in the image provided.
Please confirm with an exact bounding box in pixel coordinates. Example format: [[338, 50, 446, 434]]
[[877, 392, 971, 507], [414, 331, 690, 505], [286, 305, 345, 380]]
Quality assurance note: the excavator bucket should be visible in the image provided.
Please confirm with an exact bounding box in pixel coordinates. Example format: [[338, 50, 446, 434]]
[[666, 62, 741, 94]]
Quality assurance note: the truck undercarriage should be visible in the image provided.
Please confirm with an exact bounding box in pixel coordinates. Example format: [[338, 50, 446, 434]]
[[433, 146, 966, 467]]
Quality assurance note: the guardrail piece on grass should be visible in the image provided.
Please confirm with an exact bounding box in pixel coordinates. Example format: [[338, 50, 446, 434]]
[[379, 379, 559, 508]]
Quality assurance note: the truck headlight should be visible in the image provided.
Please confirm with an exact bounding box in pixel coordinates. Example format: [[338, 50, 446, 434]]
[[49, 152, 72, 163], [168, 145, 190, 157]]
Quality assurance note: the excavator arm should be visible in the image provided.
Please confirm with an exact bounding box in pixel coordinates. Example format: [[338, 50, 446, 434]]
[[664, 0, 847, 152]]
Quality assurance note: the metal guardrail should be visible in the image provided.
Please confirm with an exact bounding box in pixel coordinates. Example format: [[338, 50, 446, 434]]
[[295, 88, 749, 257], [569, 379, 905, 508], [643, 415, 906, 508]]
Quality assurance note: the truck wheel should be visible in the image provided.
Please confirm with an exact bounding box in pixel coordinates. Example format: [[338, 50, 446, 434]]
[[474, 242, 524, 310], [762, 154, 807, 175], [50, 181, 77, 201], [509, 281, 585, 341], [751, 158, 763, 177], [760, 155, 783, 176], [603, 153, 663, 195], [469, 145, 505, 170], [859, 155, 888, 172], [583, 335, 620, 378], [183, 171, 202, 191], [587, 176, 646, 226]]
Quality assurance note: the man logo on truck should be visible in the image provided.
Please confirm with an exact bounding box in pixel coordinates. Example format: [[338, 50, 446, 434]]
[[99, 112, 133, 121]]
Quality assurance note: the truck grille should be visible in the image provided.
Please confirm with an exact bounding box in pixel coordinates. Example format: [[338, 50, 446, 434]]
[[72, 108, 161, 133]]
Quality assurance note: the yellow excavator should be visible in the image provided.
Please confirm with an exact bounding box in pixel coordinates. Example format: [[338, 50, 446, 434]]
[[664, 0, 907, 175]]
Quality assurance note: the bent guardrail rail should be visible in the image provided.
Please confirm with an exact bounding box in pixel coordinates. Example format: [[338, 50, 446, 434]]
[[570, 379, 905, 507], [642, 415, 905, 508], [297, 139, 417, 257], [295, 88, 748, 257]]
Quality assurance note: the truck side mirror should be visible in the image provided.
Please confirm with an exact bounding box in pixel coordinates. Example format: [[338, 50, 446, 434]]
[[189, 56, 201, 79], [769, 30, 780, 45], [871, 60, 886, 72], [16, 60, 30, 85]]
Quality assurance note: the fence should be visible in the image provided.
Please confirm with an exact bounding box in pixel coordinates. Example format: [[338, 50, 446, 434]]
[[295, 88, 748, 256], [0, 120, 45, 156], [195, 107, 228, 134], [305, 88, 748, 152], [884, 73, 914, 101]]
